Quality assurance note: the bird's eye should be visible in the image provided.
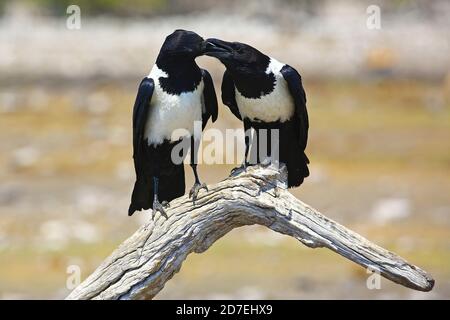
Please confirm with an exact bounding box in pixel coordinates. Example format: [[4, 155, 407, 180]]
[[236, 47, 244, 54]]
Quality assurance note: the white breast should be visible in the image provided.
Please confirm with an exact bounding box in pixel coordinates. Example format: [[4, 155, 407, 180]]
[[144, 65, 204, 146], [235, 58, 295, 123]]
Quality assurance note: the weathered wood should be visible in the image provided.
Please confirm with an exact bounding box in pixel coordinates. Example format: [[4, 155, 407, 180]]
[[66, 164, 434, 300]]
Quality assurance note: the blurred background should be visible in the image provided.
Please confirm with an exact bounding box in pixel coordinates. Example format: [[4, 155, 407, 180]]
[[0, 0, 449, 299]]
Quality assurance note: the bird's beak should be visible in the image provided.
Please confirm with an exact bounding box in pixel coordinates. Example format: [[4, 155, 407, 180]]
[[202, 38, 233, 58]]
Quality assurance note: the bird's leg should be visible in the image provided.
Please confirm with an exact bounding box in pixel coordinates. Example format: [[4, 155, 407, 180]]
[[230, 120, 251, 176], [152, 176, 168, 220], [255, 127, 261, 164], [260, 128, 272, 167], [189, 136, 208, 201], [189, 164, 208, 201]]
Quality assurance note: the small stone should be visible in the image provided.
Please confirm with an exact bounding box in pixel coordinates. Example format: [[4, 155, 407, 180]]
[[11, 146, 40, 168], [371, 198, 411, 225]]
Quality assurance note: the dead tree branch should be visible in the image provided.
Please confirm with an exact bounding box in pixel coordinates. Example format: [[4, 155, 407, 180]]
[[66, 164, 434, 300]]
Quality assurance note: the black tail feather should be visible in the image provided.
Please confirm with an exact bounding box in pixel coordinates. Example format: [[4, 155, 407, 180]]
[[286, 151, 310, 188], [128, 165, 185, 216], [275, 120, 310, 188], [128, 178, 152, 216], [250, 118, 309, 188]]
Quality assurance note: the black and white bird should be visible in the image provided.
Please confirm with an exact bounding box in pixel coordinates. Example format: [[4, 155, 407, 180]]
[[203, 39, 309, 187], [128, 30, 218, 217]]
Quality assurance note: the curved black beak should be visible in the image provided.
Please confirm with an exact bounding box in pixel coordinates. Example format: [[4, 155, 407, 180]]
[[202, 38, 233, 58]]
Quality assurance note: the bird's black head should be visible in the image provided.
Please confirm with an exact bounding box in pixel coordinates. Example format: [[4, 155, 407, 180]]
[[157, 29, 204, 62], [202, 38, 270, 75]]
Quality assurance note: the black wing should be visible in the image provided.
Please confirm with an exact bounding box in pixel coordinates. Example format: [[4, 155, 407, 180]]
[[280, 65, 309, 150], [132, 77, 154, 176], [221, 70, 242, 120], [201, 69, 218, 129]]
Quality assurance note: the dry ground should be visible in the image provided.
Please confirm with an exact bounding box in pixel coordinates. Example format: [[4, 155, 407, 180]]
[[0, 79, 449, 299]]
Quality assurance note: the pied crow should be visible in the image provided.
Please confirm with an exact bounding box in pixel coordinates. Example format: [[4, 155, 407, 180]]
[[129, 30, 218, 217], [203, 38, 309, 188]]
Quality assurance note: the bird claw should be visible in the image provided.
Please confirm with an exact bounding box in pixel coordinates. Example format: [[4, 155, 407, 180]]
[[230, 162, 248, 176], [273, 186, 280, 198], [161, 200, 170, 208], [152, 199, 169, 220], [260, 157, 272, 167], [189, 182, 208, 201]]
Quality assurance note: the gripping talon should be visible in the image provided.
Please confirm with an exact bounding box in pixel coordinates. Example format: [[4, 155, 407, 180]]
[[189, 182, 208, 201], [230, 162, 248, 176], [152, 199, 168, 220], [161, 200, 170, 208], [260, 158, 272, 167]]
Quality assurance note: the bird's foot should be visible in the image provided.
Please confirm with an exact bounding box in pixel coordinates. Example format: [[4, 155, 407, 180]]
[[260, 157, 272, 167], [161, 200, 170, 208], [230, 162, 249, 176], [260, 158, 281, 169], [189, 182, 208, 201], [152, 199, 169, 220]]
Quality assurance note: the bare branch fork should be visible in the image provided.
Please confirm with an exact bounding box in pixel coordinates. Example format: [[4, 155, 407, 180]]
[[66, 164, 434, 300]]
